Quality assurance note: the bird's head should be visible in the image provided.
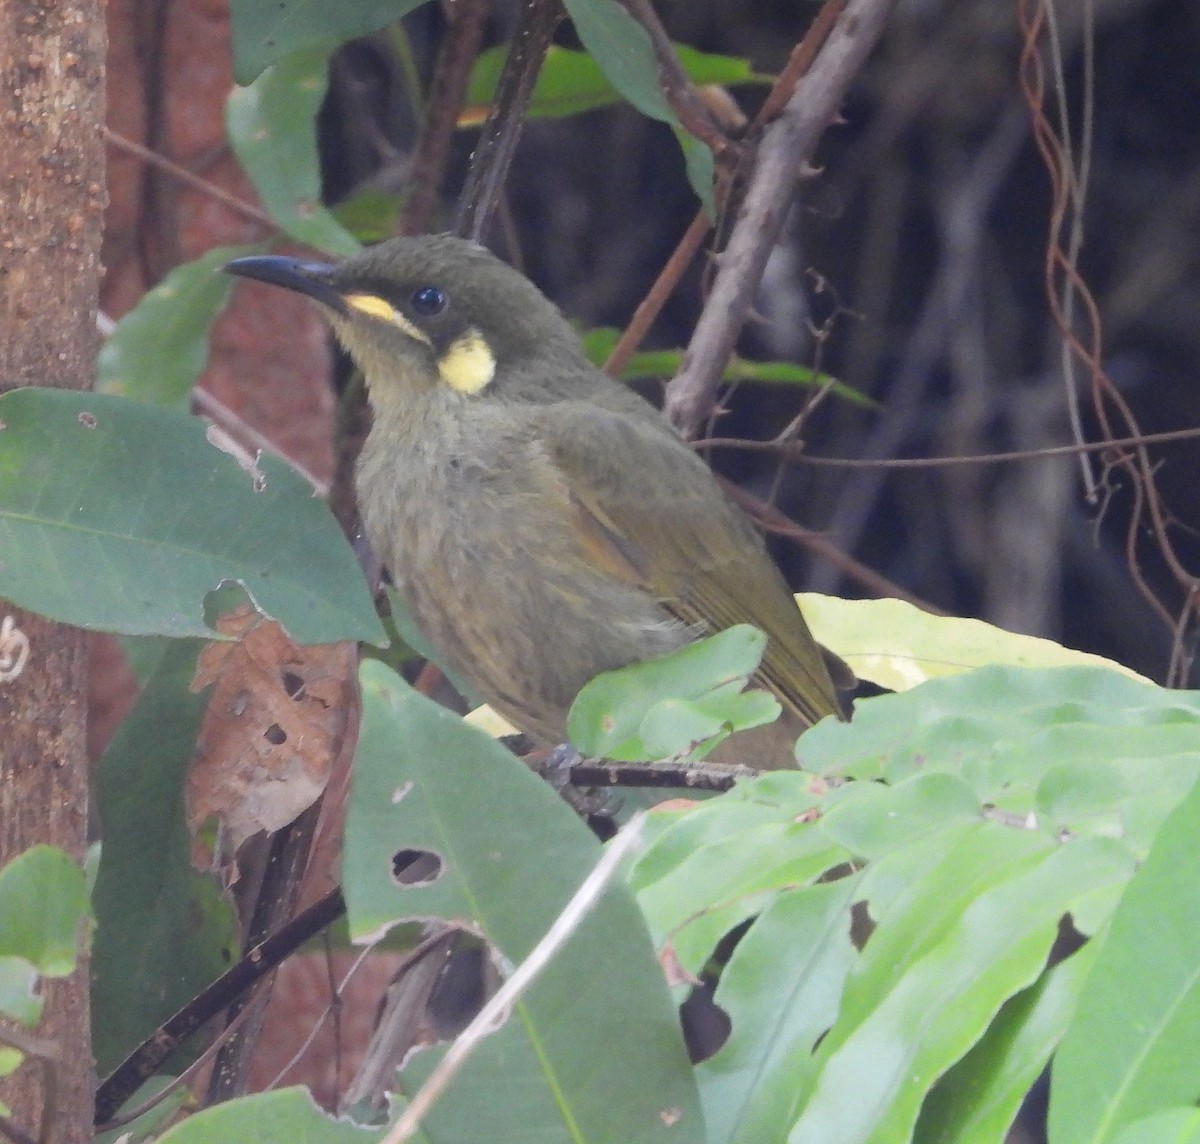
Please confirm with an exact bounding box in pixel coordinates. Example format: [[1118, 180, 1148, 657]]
[[225, 234, 586, 412]]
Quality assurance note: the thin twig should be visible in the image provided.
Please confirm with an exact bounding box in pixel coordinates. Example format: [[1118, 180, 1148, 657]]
[[193, 388, 330, 494], [569, 760, 753, 791], [752, 0, 848, 130], [401, 0, 491, 235], [603, 209, 711, 377], [664, 0, 899, 437], [616, 0, 734, 160], [693, 423, 1200, 469], [103, 127, 274, 228], [603, 5, 850, 382], [264, 940, 380, 1092], [456, 0, 565, 241], [380, 817, 647, 1144]]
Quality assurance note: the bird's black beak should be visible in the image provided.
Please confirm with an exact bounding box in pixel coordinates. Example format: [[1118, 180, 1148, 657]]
[[224, 255, 349, 316]]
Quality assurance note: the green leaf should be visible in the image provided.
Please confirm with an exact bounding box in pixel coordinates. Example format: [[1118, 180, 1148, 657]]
[[156, 1086, 392, 1143], [463, 43, 767, 123], [561, 0, 673, 122], [789, 828, 1133, 1144], [579, 328, 870, 405], [568, 624, 772, 760], [227, 46, 361, 256], [638, 683, 781, 760], [699, 881, 859, 1144], [346, 660, 705, 1144], [629, 773, 849, 975], [1048, 774, 1200, 1144], [91, 640, 239, 1076], [331, 187, 403, 244], [231, 0, 429, 85], [818, 772, 981, 858], [795, 666, 1200, 858], [0, 845, 89, 975], [97, 246, 256, 408], [561, 0, 714, 212], [917, 938, 1101, 1143], [1110, 1109, 1200, 1144], [0, 388, 385, 643], [796, 594, 1149, 693], [622, 665, 1200, 1144], [0, 846, 89, 1026]]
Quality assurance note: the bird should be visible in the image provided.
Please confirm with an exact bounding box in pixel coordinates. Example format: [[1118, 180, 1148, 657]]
[[225, 234, 845, 764]]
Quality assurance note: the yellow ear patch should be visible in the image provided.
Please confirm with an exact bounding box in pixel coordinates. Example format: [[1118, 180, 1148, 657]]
[[438, 329, 496, 394]]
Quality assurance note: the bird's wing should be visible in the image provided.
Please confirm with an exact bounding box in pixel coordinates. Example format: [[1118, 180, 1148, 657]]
[[536, 402, 841, 726]]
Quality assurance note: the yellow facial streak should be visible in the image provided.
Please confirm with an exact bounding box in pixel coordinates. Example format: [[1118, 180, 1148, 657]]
[[344, 294, 432, 346], [438, 329, 496, 394]]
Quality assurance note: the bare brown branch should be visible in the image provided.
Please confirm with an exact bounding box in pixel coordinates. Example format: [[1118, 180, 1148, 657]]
[[616, 0, 736, 161], [664, 0, 899, 438], [401, 0, 491, 236]]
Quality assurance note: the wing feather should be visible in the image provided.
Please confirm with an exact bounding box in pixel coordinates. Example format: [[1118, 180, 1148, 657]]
[[537, 402, 841, 726]]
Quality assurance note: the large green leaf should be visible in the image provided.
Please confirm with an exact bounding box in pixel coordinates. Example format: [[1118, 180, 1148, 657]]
[[97, 246, 256, 408], [1048, 773, 1200, 1144], [227, 45, 361, 256], [1110, 1110, 1200, 1144], [917, 938, 1101, 1144], [345, 661, 705, 1144], [797, 594, 1149, 692], [0, 388, 384, 643], [629, 774, 849, 976], [788, 829, 1132, 1144], [625, 666, 1200, 1143], [796, 666, 1200, 857], [91, 640, 238, 1076], [230, 0, 429, 85], [699, 881, 859, 1144]]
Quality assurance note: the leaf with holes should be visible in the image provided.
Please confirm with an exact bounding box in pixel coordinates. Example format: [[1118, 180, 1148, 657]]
[[187, 606, 358, 855], [344, 660, 705, 1144]]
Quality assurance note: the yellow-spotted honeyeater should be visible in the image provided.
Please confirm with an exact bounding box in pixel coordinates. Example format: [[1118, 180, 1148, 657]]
[[226, 235, 845, 762]]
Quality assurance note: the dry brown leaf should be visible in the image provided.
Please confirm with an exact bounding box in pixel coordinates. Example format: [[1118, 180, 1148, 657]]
[[188, 605, 358, 857]]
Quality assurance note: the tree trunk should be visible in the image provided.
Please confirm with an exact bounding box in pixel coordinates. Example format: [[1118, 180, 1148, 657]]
[[0, 1, 106, 1140]]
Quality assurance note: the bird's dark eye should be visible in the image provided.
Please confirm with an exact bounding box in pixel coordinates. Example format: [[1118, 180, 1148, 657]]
[[410, 286, 446, 316]]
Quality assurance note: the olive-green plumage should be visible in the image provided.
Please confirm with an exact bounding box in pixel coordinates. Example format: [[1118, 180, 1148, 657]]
[[226, 235, 843, 758]]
